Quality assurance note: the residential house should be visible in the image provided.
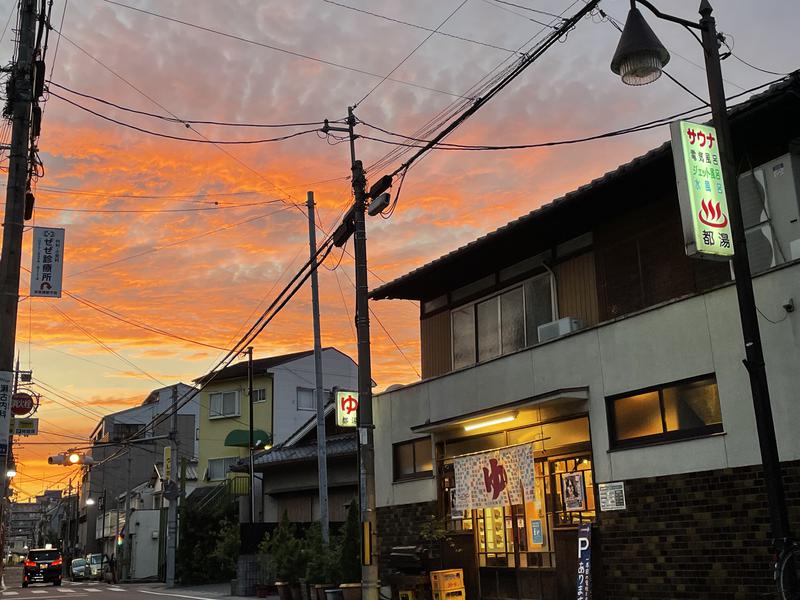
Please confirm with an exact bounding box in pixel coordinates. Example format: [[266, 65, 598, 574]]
[[194, 347, 358, 520], [79, 383, 198, 556], [370, 75, 800, 600]]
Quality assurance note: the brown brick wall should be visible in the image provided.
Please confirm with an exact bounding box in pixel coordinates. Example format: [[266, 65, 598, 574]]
[[596, 460, 800, 600]]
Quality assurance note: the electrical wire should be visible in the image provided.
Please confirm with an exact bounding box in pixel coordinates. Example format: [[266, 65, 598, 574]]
[[35, 198, 284, 213], [97, 0, 469, 101], [355, 0, 469, 108], [729, 53, 789, 77], [321, 0, 520, 55], [49, 90, 322, 145], [482, 0, 559, 29], [48, 80, 330, 128], [491, 0, 564, 20], [34, 184, 262, 200]]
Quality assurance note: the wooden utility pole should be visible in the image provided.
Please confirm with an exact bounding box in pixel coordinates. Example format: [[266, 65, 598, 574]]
[[0, 1, 37, 579], [307, 191, 329, 543]]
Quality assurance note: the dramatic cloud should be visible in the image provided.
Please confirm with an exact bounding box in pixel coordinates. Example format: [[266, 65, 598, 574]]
[[1, 0, 795, 498]]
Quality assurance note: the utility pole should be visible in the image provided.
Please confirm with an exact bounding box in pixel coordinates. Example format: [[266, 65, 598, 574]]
[[247, 347, 256, 524], [307, 191, 330, 543], [165, 385, 178, 585], [0, 2, 35, 576], [346, 107, 378, 600], [122, 448, 132, 580]]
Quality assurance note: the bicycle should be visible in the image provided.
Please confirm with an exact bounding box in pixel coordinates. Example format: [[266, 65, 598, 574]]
[[775, 538, 800, 600]]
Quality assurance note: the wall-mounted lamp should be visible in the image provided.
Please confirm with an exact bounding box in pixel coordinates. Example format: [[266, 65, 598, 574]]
[[464, 413, 517, 432]]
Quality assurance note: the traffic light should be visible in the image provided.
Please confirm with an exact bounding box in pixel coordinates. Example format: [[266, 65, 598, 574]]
[[48, 452, 94, 466]]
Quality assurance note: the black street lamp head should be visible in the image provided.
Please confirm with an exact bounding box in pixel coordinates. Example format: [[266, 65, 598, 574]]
[[610, 6, 671, 86]]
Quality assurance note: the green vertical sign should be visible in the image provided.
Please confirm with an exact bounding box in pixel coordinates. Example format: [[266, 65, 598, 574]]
[[670, 120, 734, 260]]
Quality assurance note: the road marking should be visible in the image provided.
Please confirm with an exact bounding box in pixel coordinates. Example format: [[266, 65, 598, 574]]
[[3, 592, 19, 596], [107, 589, 124, 593], [140, 591, 227, 600], [84, 590, 101, 593], [32, 592, 48, 595], [55, 590, 75, 593]]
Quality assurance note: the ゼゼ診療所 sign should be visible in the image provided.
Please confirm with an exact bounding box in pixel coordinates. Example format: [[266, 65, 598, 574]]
[[670, 120, 734, 260]]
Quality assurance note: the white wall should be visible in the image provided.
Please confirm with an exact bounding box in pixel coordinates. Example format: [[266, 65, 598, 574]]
[[270, 348, 359, 444], [374, 262, 800, 507], [129, 509, 160, 580]]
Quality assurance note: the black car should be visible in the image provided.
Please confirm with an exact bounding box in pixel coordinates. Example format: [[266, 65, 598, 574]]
[[23, 548, 63, 587]]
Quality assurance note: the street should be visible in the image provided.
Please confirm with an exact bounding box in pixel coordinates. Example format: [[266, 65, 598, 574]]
[[1, 569, 225, 600]]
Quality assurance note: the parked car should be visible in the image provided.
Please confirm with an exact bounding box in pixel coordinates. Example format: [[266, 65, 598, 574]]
[[70, 558, 89, 581], [86, 553, 104, 580], [22, 548, 62, 587]]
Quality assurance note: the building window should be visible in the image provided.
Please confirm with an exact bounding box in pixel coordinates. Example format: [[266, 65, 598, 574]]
[[393, 438, 433, 481], [252, 388, 267, 403], [207, 457, 238, 481], [451, 273, 554, 369], [297, 387, 315, 411], [209, 391, 239, 419], [607, 375, 723, 448]]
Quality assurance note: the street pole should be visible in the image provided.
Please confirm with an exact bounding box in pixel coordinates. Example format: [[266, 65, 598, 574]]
[[247, 347, 255, 524], [101, 489, 106, 564], [346, 107, 378, 600], [122, 445, 132, 581], [166, 385, 178, 585], [307, 191, 330, 543], [696, 1, 790, 543]]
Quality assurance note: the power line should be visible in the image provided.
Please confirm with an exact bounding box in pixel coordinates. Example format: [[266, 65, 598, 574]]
[[48, 80, 330, 128], [482, 0, 560, 29], [491, 0, 564, 20], [355, 0, 469, 107], [35, 199, 285, 213], [68, 205, 295, 277], [729, 53, 789, 77], [321, 0, 520, 55], [34, 185, 263, 200], [49, 90, 322, 145], [97, 0, 470, 101]]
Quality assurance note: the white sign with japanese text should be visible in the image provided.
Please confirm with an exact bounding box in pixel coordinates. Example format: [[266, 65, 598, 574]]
[[13, 417, 38, 436], [335, 390, 358, 427], [598, 481, 627, 511], [30, 227, 65, 297], [671, 120, 734, 260], [0, 371, 11, 454]]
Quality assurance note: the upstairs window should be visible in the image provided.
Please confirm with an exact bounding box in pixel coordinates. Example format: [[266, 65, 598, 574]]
[[394, 438, 433, 481], [607, 375, 723, 449], [451, 274, 554, 369], [207, 457, 238, 481], [297, 387, 315, 411], [209, 391, 239, 419], [252, 388, 267, 403]]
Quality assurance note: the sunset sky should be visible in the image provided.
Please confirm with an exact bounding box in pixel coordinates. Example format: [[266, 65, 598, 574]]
[[1, 0, 796, 499]]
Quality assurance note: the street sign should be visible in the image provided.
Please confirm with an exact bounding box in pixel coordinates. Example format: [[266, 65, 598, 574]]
[[335, 389, 358, 427], [597, 481, 627, 511], [13, 417, 38, 436], [30, 227, 65, 297], [670, 120, 734, 260], [0, 371, 12, 454], [11, 392, 34, 416], [576, 522, 592, 600]]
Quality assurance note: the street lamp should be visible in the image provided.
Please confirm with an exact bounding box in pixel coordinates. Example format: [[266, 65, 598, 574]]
[[85, 497, 95, 506], [610, 0, 791, 545], [6, 467, 16, 478]]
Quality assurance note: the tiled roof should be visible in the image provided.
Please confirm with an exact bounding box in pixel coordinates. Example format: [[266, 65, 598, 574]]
[[194, 348, 333, 383], [369, 73, 799, 301], [243, 433, 357, 469]]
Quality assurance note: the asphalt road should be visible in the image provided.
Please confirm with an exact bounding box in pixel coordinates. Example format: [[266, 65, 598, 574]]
[[1, 568, 227, 600]]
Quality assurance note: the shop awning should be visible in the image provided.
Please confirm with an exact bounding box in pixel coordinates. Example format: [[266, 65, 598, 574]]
[[411, 386, 589, 433], [224, 429, 271, 448]]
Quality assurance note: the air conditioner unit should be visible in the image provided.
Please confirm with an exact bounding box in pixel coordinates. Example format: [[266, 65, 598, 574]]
[[537, 317, 583, 343]]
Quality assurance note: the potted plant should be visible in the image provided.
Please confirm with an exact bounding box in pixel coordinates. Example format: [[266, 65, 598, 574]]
[[338, 501, 361, 600], [304, 522, 336, 600], [269, 513, 305, 600], [256, 532, 274, 598], [418, 514, 460, 572]]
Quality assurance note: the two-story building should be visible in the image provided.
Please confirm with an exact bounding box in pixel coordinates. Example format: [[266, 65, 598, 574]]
[[371, 74, 800, 599], [195, 347, 359, 520]]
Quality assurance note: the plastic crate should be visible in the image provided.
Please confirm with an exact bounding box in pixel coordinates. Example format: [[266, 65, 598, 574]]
[[432, 588, 465, 600], [430, 570, 465, 592]]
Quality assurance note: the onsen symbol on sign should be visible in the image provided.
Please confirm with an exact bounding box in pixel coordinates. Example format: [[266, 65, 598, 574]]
[[340, 394, 358, 415], [483, 458, 507, 500]]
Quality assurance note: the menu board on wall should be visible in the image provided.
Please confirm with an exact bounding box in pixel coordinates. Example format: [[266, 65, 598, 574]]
[[597, 481, 626, 511]]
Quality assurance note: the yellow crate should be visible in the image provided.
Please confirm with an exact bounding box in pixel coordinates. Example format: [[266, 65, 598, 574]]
[[430, 569, 464, 592], [433, 588, 465, 600]]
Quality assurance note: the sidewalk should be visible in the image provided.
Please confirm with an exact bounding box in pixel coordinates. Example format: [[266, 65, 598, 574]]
[[147, 581, 278, 599]]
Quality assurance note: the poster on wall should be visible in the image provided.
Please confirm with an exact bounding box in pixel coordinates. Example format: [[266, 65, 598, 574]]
[[453, 443, 535, 511], [562, 471, 587, 512], [598, 481, 627, 512]]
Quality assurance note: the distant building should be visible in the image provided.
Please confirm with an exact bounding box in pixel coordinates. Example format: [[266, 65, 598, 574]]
[[194, 347, 358, 521], [79, 383, 198, 556]]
